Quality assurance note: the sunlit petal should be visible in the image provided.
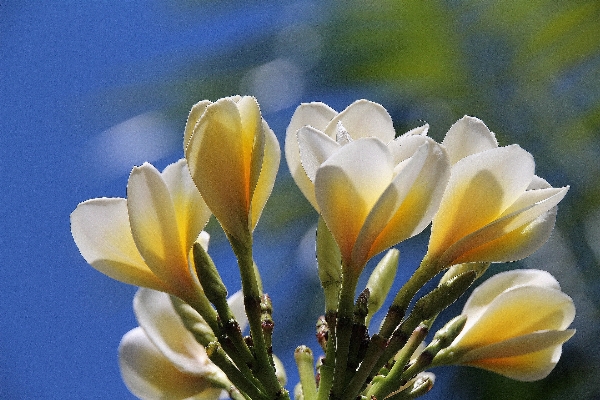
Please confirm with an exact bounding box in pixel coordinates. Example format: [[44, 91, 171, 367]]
[[184, 100, 211, 151], [323, 100, 396, 143], [315, 138, 393, 265], [119, 328, 223, 400], [70, 198, 168, 291], [134, 288, 217, 375], [186, 98, 250, 237], [297, 126, 341, 182], [250, 121, 280, 230], [127, 163, 189, 289], [285, 102, 337, 209], [441, 116, 498, 165], [161, 159, 211, 254], [428, 145, 535, 263]]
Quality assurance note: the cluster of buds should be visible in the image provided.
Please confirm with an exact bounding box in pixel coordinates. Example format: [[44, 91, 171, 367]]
[[71, 97, 574, 400]]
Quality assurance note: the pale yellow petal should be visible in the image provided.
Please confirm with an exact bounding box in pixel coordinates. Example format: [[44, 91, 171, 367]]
[[285, 102, 337, 210], [184, 100, 211, 151], [250, 120, 280, 230], [456, 285, 575, 349], [441, 116, 498, 164], [297, 126, 341, 182], [237, 96, 264, 204], [119, 328, 224, 400], [70, 198, 168, 291], [127, 163, 190, 291], [353, 139, 450, 265], [461, 332, 573, 382], [162, 159, 211, 255], [315, 138, 393, 266], [444, 187, 566, 264], [134, 288, 218, 375], [428, 145, 535, 262], [186, 98, 250, 238], [323, 100, 396, 143], [462, 269, 561, 323]]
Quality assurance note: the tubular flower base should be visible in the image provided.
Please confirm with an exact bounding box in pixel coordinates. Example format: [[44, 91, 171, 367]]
[[434, 269, 575, 381], [71, 97, 576, 400]]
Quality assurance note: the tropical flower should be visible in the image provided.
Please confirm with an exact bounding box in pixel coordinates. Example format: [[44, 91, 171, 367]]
[[70, 159, 211, 306], [305, 136, 449, 270], [119, 288, 247, 399], [184, 96, 280, 242], [435, 269, 575, 381], [426, 116, 568, 268], [285, 99, 428, 211]]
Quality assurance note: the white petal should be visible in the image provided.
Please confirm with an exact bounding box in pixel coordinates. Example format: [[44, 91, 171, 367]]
[[297, 126, 341, 182], [70, 198, 168, 291], [184, 100, 211, 151], [442, 116, 498, 164], [323, 100, 396, 143], [127, 163, 190, 288], [315, 138, 393, 265], [162, 159, 211, 254], [134, 288, 216, 375], [250, 120, 280, 230], [227, 290, 248, 333], [119, 327, 223, 400], [284, 102, 337, 210], [462, 269, 561, 324]]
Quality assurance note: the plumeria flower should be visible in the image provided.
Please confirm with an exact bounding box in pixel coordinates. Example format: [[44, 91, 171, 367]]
[[285, 99, 428, 211], [426, 116, 568, 268], [304, 136, 449, 271], [434, 269, 575, 381], [71, 159, 211, 308], [184, 96, 280, 242], [119, 288, 247, 399]]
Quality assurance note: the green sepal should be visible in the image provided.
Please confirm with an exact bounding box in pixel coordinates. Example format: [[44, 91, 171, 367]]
[[366, 249, 400, 326], [316, 216, 342, 312]]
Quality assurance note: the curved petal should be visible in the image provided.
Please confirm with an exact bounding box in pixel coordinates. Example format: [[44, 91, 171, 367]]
[[456, 285, 575, 348], [445, 187, 567, 264], [119, 327, 224, 400], [70, 198, 168, 291], [184, 100, 211, 151], [323, 100, 396, 143], [462, 270, 561, 322], [250, 121, 280, 231], [461, 331, 574, 382], [162, 159, 211, 254], [297, 126, 341, 182], [441, 116, 498, 165], [353, 139, 450, 265], [227, 290, 248, 333], [315, 138, 393, 266], [134, 288, 217, 375], [285, 102, 337, 210], [428, 145, 535, 263], [186, 98, 250, 238], [127, 163, 191, 292]]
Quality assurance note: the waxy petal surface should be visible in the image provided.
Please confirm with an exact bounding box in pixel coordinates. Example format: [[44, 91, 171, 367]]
[[323, 100, 396, 143], [70, 198, 168, 291], [119, 328, 223, 400], [134, 288, 216, 375], [428, 145, 535, 263], [442, 116, 498, 165], [127, 163, 190, 291], [250, 120, 280, 230]]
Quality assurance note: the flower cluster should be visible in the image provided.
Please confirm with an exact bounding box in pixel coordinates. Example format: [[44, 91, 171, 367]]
[[71, 97, 574, 400]]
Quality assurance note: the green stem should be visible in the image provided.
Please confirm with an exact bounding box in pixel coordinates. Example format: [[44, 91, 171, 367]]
[[331, 268, 359, 399], [295, 346, 318, 400], [316, 311, 336, 400], [379, 256, 440, 339], [229, 234, 286, 399]]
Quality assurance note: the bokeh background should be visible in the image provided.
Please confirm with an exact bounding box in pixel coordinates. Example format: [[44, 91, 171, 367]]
[[2, 1, 599, 398]]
